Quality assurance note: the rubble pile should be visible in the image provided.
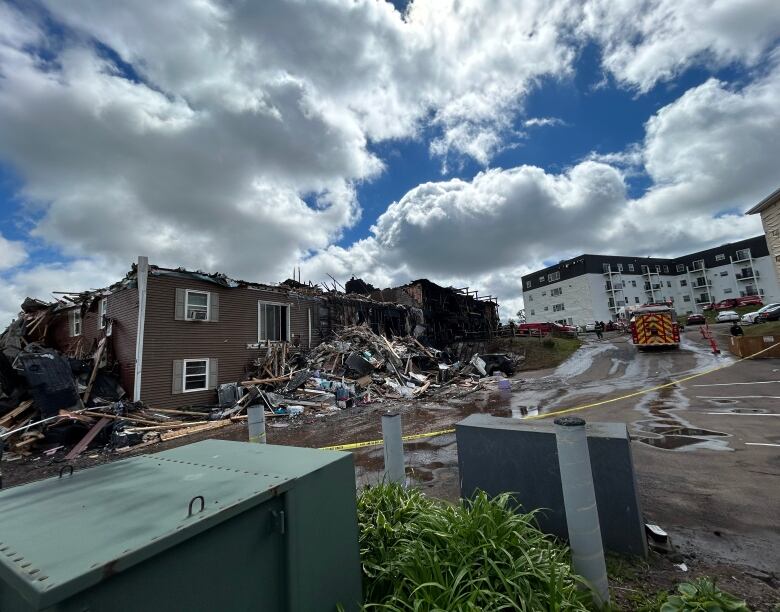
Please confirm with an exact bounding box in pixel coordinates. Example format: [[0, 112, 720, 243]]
[[240, 325, 524, 415], [0, 313, 243, 462]]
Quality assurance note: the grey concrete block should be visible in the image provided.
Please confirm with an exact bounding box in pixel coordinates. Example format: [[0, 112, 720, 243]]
[[456, 413, 647, 557]]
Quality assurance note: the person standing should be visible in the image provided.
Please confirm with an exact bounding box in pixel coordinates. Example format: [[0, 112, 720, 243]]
[[595, 321, 604, 340]]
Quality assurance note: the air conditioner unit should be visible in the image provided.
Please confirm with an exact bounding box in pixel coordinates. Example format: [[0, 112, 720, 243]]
[[189, 310, 208, 320]]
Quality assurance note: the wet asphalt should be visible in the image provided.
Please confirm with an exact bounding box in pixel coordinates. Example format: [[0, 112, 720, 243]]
[[267, 325, 779, 572]]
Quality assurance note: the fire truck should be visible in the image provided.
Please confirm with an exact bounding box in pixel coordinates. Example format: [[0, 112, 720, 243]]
[[630, 303, 680, 350]]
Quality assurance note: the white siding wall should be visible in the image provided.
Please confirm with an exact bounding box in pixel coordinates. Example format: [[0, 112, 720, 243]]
[[524, 275, 595, 326]]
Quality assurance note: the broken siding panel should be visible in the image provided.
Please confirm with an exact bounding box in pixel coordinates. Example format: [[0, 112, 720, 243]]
[[140, 274, 298, 408], [106, 287, 139, 398]]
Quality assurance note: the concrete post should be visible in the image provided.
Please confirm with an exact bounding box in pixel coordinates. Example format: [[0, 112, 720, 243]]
[[381, 411, 404, 485], [248, 404, 266, 444], [554, 416, 609, 606]]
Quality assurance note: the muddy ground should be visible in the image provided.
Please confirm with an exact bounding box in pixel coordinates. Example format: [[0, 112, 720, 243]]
[[3, 325, 779, 608]]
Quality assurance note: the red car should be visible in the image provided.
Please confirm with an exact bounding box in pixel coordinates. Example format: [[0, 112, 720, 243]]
[[517, 322, 577, 337], [736, 295, 762, 307]]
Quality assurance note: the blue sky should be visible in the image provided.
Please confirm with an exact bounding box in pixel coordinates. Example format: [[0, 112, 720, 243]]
[[0, 0, 778, 322]]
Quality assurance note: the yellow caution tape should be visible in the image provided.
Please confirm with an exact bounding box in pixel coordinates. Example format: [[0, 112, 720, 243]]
[[318, 340, 780, 452]]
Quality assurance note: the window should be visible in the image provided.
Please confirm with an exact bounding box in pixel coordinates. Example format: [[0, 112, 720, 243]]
[[183, 359, 209, 392], [723, 288, 732, 294], [715, 253, 725, 261], [666, 281, 671, 287], [676, 264, 685, 272], [526, 280, 532, 289], [627, 263, 635, 272], [719, 271, 728, 276], [634, 297, 640, 304], [617, 263, 623, 272], [529, 309, 535, 316], [631, 280, 637, 287], [735, 248, 751, 261], [663, 265, 669, 273], [548, 271, 560, 282], [538, 276, 545, 283], [680, 279, 687, 287], [258, 302, 289, 342], [544, 306, 549, 311], [641, 265, 649, 273], [625, 298, 630, 305], [185, 290, 210, 320], [602, 263, 611, 273], [683, 295, 691, 302], [655, 265, 661, 273], [691, 259, 704, 270], [98, 298, 107, 329], [527, 294, 533, 301], [69, 310, 81, 337], [541, 291, 547, 296], [552, 303, 565, 312], [551, 287, 562, 297], [621, 281, 626, 287]]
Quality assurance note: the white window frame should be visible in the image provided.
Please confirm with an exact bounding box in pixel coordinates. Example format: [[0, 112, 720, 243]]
[[676, 264, 685, 272], [548, 271, 560, 282], [185, 289, 210, 321], [183, 358, 209, 393], [258, 300, 290, 343], [627, 264, 635, 272], [715, 253, 725, 261], [98, 297, 107, 329], [525, 280, 532, 289], [70, 310, 82, 337], [552, 303, 565, 312], [617, 263, 623, 272], [735, 248, 751, 261], [551, 287, 562, 297]]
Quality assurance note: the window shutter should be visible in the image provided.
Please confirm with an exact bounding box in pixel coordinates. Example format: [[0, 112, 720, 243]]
[[172, 360, 184, 394], [175, 288, 185, 320], [209, 293, 219, 322], [208, 358, 218, 389]]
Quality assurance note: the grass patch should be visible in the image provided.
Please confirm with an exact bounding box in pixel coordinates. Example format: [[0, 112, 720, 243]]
[[357, 484, 591, 611], [742, 321, 780, 336], [493, 336, 583, 371]]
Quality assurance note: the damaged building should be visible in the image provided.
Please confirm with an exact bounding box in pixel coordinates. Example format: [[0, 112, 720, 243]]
[[1, 258, 499, 412]]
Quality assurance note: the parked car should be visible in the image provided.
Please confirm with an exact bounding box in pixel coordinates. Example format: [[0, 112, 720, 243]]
[[756, 304, 780, 323], [686, 314, 706, 325], [715, 310, 740, 323], [713, 299, 738, 311], [736, 295, 763, 307], [517, 322, 577, 337], [582, 322, 596, 332], [741, 303, 780, 324]]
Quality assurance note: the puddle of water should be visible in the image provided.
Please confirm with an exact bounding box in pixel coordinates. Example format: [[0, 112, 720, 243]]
[[637, 435, 732, 451]]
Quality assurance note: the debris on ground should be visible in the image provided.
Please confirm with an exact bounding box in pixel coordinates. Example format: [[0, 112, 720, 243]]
[[1, 315, 523, 463], [240, 325, 525, 413]]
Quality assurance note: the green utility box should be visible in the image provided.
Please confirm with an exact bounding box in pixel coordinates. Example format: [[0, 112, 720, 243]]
[[0, 440, 362, 611]]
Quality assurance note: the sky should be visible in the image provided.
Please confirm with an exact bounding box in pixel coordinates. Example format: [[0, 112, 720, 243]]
[[1, 0, 779, 324]]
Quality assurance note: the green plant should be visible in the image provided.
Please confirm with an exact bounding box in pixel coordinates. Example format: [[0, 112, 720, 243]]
[[357, 484, 591, 611], [660, 578, 750, 612]]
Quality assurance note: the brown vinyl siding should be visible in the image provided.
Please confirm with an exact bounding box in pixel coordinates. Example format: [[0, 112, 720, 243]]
[[140, 274, 314, 409], [105, 287, 139, 397]]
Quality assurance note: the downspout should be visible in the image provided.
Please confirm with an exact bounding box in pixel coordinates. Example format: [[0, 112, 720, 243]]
[[133, 256, 149, 401]]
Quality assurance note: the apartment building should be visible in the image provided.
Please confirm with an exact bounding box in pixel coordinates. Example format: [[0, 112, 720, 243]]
[[747, 187, 780, 287], [521, 235, 780, 327]]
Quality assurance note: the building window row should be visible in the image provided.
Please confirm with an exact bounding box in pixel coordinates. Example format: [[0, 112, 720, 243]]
[[552, 303, 565, 312]]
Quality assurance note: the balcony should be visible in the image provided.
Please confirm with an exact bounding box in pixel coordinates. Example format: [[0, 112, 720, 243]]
[[695, 296, 711, 304], [693, 277, 710, 288], [732, 250, 752, 263], [689, 261, 705, 271], [735, 269, 759, 281]]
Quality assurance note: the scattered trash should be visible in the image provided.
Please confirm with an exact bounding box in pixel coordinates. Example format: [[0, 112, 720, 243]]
[[674, 563, 689, 572]]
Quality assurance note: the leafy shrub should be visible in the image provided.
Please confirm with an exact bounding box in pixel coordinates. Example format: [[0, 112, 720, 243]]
[[357, 484, 590, 611], [542, 338, 556, 348], [660, 578, 750, 612]]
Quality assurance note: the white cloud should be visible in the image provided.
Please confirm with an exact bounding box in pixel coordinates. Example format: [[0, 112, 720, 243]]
[[0, 0, 778, 324], [523, 117, 566, 128], [0, 234, 27, 271], [580, 0, 780, 91]]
